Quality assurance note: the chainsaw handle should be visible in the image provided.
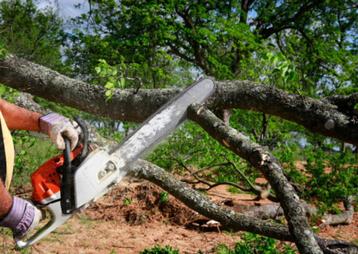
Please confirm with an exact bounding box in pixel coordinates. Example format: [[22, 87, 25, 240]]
[[74, 117, 89, 160], [59, 117, 88, 214], [61, 137, 74, 214], [63, 137, 71, 167]]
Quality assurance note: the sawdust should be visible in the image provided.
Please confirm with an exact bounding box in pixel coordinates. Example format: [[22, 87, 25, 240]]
[[84, 181, 198, 226]]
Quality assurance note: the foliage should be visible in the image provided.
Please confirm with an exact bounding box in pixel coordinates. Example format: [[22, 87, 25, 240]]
[[0, 41, 7, 60], [0, 0, 65, 70], [274, 139, 358, 213], [66, 3, 195, 88], [159, 191, 169, 204], [140, 245, 179, 254], [11, 132, 58, 189], [66, 1, 356, 93], [304, 148, 357, 212], [215, 233, 296, 254], [149, 122, 259, 188], [95, 59, 126, 99]]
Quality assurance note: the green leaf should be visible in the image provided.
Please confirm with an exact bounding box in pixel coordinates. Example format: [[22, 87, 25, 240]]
[[105, 81, 114, 89]]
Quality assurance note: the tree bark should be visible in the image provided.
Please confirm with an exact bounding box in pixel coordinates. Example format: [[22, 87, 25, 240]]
[[0, 55, 357, 145], [187, 105, 322, 254], [321, 196, 355, 226]]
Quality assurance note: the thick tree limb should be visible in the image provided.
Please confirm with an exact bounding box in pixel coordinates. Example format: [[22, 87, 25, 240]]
[[187, 105, 322, 254], [211, 81, 358, 146], [130, 160, 358, 254], [130, 160, 292, 239], [0, 55, 357, 145], [238, 201, 317, 220]]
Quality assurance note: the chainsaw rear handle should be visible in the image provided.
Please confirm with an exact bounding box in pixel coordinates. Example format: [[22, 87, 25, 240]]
[[74, 117, 89, 161]]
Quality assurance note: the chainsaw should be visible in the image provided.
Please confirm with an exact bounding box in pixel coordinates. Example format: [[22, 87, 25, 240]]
[[16, 79, 215, 248]]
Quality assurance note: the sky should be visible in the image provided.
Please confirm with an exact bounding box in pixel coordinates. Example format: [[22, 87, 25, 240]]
[[36, 0, 89, 19]]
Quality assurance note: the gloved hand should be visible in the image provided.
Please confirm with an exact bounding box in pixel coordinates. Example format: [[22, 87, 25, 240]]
[[39, 113, 79, 150], [0, 197, 42, 239]]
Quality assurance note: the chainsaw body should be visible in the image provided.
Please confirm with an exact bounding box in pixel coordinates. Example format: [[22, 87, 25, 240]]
[[16, 79, 215, 248], [31, 145, 83, 206]]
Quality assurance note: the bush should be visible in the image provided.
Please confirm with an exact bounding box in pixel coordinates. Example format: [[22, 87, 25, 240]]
[[140, 245, 179, 254], [215, 233, 296, 254], [11, 131, 58, 189]]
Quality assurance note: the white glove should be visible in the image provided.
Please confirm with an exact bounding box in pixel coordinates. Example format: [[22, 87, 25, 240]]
[[39, 113, 79, 150]]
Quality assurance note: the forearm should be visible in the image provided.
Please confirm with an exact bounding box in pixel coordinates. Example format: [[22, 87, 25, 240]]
[[0, 180, 12, 218], [0, 99, 41, 131]]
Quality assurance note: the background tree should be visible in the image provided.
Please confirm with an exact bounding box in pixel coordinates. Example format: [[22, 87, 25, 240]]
[[0, 0, 64, 70], [65, 0, 357, 144]]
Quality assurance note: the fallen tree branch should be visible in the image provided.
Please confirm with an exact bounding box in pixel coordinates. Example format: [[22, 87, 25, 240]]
[[321, 196, 355, 226], [130, 160, 358, 254], [130, 160, 292, 239], [0, 55, 357, 145], [211, 80, 358, 146], [187, 104, 322, 253], [239, 201, 317, 220]]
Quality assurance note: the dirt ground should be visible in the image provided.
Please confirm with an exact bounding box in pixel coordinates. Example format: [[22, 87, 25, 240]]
[[0, 178, 357, 254]]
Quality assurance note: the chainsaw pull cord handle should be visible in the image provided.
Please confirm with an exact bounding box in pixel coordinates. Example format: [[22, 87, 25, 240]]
[[61, 137, 74, 214]]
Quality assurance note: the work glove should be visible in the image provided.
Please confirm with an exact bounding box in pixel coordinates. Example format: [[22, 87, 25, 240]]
[[39, 113, 79, 150], [0, 197, 42, 239]]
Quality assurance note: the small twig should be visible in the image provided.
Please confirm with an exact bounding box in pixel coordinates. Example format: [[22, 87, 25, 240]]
[[224, 156, 257, 191], [204, 181, 250, 192], [175, 157, 251, 192], [223, 155, 276, 201], [192, 162, 231, 175], [180, 179, 200, 184]]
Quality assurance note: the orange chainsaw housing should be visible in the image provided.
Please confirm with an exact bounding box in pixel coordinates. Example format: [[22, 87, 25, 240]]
[[31, 145, 83, 204]]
